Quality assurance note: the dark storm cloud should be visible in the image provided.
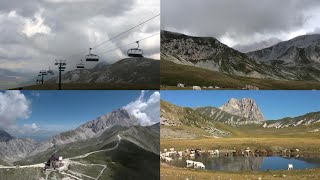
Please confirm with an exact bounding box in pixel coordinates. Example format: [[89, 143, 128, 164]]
[[0, 0, 160, 72], [161, 0, 320, 47]]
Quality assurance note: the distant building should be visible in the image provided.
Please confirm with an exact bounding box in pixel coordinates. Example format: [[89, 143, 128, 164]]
[[45, 154, 61, 170]]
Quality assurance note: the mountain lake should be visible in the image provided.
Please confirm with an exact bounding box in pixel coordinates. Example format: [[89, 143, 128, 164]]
[[170, 155, 320, 171]]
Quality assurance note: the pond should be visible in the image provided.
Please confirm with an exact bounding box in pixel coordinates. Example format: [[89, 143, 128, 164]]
[[170, 155, 320, 171]]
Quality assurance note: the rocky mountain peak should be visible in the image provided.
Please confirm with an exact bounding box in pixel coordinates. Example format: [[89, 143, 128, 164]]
[[219, 98, 264, 122], [0, 129, 15, 142], [82, 108, 139, 133]]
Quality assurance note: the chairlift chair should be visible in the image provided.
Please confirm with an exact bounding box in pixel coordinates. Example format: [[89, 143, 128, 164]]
[[85, 48, 99, 61], [127, 41, 144, 57], [77, 60, 85, 69], [47, 67, 54, 75]]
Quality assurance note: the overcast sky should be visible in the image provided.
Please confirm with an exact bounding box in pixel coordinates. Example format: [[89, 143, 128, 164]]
[[0, 0, 160, 73], [161, 0, 320, 47]]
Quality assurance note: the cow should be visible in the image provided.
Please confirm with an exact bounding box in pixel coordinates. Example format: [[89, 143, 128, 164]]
[[194, 162, 205, 169], [192, 86, 201, 90], [186, 160, 194, 168], [165, 157, 173, 162], [288, 164, 293, 170]]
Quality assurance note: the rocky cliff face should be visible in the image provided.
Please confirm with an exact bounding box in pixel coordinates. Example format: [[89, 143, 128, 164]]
[[248, 34, 320, 65], [0, 137, 37, 162], [247, 34, 320, 81], [219, 98, 264, 123], [0, 109, 140, 162], [30, 109, 139, 156], [161, 30, 289, 80], [263, 112, 320, 129], [0, 129, 14, 142]]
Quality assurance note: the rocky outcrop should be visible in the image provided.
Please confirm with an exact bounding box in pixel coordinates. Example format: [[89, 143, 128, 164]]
[[263, 112, 320, 128], [30, 109, 139, 156], [0, 109, 140, 162], [219, 98, 264, 123], [0, 129, 14, 142], [0, 138, 37, 162], [161, 30, 288, 80], [247, 34, 320, 81]]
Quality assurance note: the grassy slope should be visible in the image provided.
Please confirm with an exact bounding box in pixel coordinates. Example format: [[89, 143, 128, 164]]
[[161, 138, 320, 153], [16, 126, 127, 165], [0, 168, 45, 180], [161, 163, 320, 180], [161, 60, 320, 90], [11, 82, 159, 90], [73, 140, 160, 180], [161, 100, 320, 139]]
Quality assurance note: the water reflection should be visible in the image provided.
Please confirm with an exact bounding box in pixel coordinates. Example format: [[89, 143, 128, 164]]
[[170, 155, 320, 172]]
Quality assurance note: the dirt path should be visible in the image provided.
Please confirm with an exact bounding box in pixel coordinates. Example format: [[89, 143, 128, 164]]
[[69, 135, 121, 160], [0, 134, 122, 180]]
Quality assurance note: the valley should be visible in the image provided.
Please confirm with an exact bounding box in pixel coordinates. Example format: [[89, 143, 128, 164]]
[[0, 108, 160, 180], [160, 97, 320, 179]]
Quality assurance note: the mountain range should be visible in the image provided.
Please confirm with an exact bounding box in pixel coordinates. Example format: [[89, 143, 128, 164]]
[[47, 57, 160, 87], [161, 30, 320, 82], [0, 108, 159, 179], [160, 98, 320, 138]]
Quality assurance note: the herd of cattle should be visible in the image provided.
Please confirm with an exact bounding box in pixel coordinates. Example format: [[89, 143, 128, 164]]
[[177, 83, 259, 90], [160, 147, 300, 170]]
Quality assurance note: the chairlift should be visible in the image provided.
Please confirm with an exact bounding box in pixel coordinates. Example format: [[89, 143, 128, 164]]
[[127, 41, 143, 57], [77, 60, 85, 69], [85, 48, 99, 61], [47, 67, 54, 75]]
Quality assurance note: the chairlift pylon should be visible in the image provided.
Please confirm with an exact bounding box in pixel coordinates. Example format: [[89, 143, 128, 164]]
[[127, 41, 143, 57]]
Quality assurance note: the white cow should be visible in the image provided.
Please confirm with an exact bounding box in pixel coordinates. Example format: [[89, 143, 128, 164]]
[[288, 164, 293, 170], [177, 83, 185, 88], [194, 162, 205, 169], [186, 160, 194, 168], [193, 86, 201, 90], [165, 157, 173, 162]]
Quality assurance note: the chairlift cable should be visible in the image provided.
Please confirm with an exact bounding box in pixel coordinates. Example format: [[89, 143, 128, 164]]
[[98, 33, 160, 55], [66, 14, 160, 59]]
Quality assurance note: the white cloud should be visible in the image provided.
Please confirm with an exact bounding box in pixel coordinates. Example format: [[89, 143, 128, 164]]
[[0, 91, 31, 131], [0, 0, 160, 73], [22, 10, 51, 37], [31, 91, 40, 97], [124, 90, 160, 126], [21, 123, 40, 134]]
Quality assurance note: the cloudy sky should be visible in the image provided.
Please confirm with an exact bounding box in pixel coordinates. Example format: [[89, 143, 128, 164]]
[[0, 0, 160, 73], [0, 90, 159, 142], [161, 0, 320, 48]]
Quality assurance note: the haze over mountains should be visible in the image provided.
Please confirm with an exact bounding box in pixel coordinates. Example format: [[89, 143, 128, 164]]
[[161, 30, 320, 82]]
